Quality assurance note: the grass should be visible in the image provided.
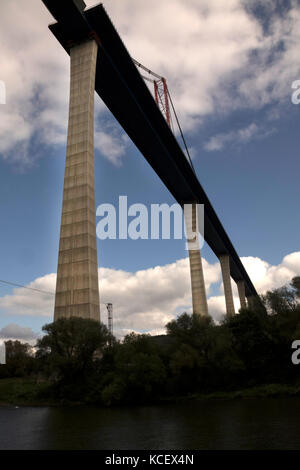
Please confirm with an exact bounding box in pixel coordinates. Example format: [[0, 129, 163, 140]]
[[1, 377, 300, 407], [0, 377, 51, 406], [187, 383, 300, 401]]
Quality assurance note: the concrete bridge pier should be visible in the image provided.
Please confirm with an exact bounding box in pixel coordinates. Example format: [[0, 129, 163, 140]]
[[237, 280, 247, 310], [185, 203, 208, 316], [54, 39, 100, 321], [246, 295, 256, 310], [219, 254, 235, 316]]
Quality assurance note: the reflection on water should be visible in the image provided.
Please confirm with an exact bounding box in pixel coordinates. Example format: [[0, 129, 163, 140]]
[[0, 398, 300, 449]]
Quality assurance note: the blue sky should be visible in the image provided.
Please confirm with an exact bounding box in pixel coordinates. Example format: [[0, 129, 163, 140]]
[[0, 0, 300, 340]]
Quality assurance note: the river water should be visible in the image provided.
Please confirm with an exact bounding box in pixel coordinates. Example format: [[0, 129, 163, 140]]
[[0, 398, 299, 449]]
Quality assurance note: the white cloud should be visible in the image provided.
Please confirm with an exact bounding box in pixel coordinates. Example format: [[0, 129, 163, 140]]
[[94, 128, 127, 166], [237, 1, 300, 109], [240, 253, 300, 293], [0, 0, 128, 168], [207, 295, 241, 324], [99, 0, 263, 124], [1, 251, 300, 337], [204, 122, 259, 151], [1, 0, 299, 166], [207, 252, 300, 321], [0, 1, 68, 166], [0, 274, 56, 317], [0, 324, 38, 342], [96, 0, 300, 124], [99, 257, 220, 337], [204, 122, 277, 151]]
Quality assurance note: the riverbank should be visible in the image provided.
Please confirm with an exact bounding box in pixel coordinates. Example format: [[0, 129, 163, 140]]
[[0, 378, 56, 407], [1, 377, 300, 407], [177, 382, 300, 401]]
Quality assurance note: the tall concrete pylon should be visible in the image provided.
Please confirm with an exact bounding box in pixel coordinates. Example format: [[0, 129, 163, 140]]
[[185, 203, 208, 316], [54, 40, 100, 321], [219, 254, 235, 316]]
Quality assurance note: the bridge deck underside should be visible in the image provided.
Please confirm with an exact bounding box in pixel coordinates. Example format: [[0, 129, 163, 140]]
[[47, 1, 257, 297]]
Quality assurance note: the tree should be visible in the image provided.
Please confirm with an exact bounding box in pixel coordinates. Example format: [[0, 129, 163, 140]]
[[4, 340, 34, 377], [291, 276, 300, 299], [166, 313, 243, 392], [5, 340, 33, 359], [166, 312, 213, 348], [223, 309, 273, 384], [36, 317, 113, 385], [101, 333, 166, 405], [262, 285, 298, 315]]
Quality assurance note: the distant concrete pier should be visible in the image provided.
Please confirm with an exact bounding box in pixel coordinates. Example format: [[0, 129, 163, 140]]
[[246, 295, 256, 310], [185, 203, 208, 316], [219, 254, 235, 316], [237, 280, 247, 309]]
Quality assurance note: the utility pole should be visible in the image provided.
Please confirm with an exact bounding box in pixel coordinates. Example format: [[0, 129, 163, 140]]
[[106, 303, 113, 336]]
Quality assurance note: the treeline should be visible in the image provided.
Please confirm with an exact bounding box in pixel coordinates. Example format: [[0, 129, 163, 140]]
[[1, 277, 300, 405]]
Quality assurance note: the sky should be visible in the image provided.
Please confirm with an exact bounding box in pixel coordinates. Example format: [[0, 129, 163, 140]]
[[0, 0, 300, 343]]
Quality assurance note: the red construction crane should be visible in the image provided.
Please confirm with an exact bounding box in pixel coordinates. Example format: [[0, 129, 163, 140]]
[[133, 59, 173, 130], [133, 58, 195, 173]]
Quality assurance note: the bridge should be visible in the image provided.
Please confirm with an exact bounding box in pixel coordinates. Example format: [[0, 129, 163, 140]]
[[42, 0, 259, 322]]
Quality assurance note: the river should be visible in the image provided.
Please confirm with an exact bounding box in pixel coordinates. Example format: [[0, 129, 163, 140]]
[[0, 398, 299, 449]]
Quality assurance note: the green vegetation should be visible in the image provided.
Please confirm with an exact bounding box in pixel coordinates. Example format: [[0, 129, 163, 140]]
[[0, 378, 50, 405], [1, 276, 300, 407]]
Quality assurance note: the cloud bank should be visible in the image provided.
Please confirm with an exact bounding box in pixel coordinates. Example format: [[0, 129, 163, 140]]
[[0, 251, 299, 339], [204, 122, 277, 151], [1, 0, 300, 166], [0, 324, 38, 342]]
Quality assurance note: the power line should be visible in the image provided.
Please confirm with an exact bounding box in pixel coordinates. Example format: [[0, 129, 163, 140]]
[[0, 279, 55, 296], [0, 280, 114, 330], [0, 280, 113, 311]]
